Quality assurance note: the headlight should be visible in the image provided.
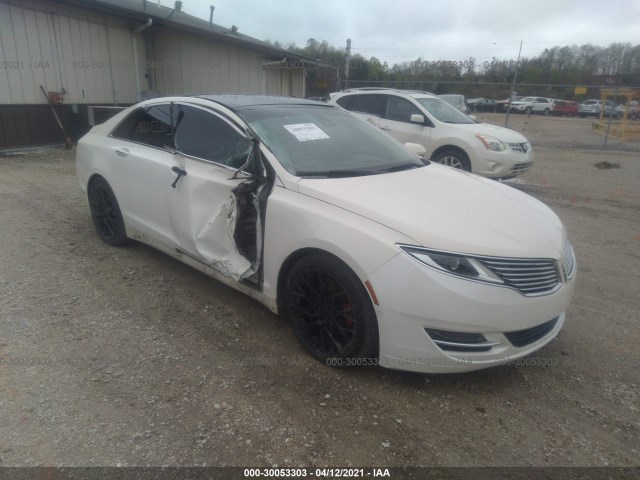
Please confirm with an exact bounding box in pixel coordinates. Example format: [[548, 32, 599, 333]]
[[398, 245, 503, 284], [475, 133, 506, 152]]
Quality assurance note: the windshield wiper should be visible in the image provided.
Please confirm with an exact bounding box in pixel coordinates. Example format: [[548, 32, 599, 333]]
[[296, 169, 378, 178], [376, 163, 424, 173]]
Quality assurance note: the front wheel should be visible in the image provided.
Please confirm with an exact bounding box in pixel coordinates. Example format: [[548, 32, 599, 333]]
[[525, 106, 533, 115], [433, 149, 471, 171], [88, 176, 129, 246], [285, 253, 378, 365]]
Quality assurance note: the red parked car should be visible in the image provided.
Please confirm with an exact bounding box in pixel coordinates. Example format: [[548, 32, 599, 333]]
[[552, 100, 579, 117]]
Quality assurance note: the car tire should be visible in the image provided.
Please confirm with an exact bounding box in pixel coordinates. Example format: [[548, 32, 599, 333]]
[[285, 253, 379, 366], [543, 108, 550, 116], [88, 176, 129, 246], [525, 106, 532, 115], [433, 149, 471, 171]]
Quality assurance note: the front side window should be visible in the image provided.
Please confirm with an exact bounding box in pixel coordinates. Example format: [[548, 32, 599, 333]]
[[174, 105, 251, 168], [385, 96, 423, 123], [112, 104, 174, 148]]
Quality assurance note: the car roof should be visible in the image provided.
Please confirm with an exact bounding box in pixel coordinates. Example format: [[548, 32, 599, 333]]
[[335, 88, 437, 99], [195, 94, 330, 111]]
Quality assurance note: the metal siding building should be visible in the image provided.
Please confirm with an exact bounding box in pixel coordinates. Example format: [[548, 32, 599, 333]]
[[0, 0, 316, 148]]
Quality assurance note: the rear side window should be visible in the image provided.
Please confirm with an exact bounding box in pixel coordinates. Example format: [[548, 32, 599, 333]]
[[112, 105, 174, 148], [335, 96, 353, 109], [174, 105, 251, 168], [348, 94, 387, 117]]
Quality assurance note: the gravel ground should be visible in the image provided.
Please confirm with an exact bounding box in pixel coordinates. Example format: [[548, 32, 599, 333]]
[[0, 114, 639, 469]]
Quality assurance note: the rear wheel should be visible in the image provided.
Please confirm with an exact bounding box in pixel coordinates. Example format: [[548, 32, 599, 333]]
[[433, 149, 471, 171], [285, 253, 378, 366], [543, 108, 551, 116], [88, 176, 129, 246]]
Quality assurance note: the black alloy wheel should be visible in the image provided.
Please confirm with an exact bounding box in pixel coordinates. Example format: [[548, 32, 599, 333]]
[[88, 177, 129, 246], [285, 253, 378, 365]]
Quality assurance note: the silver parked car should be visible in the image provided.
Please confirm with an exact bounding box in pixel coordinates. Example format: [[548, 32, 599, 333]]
[[438, 94, 471, 114]]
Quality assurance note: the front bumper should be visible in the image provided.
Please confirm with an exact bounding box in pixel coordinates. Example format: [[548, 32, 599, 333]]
[[471, 145, 534, 178], [368, 251, 575, 373]]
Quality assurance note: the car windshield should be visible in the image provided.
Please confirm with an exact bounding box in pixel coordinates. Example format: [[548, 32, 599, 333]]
[[240, 106, 425, 177], [519, 97, 535, 102], [439, 95, 462, 106], [413, 97, 475, 124]]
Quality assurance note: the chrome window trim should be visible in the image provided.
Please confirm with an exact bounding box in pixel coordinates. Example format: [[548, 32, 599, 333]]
[[108, 101, 254, 175]]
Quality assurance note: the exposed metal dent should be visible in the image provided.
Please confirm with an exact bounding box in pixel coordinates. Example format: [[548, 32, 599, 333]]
[[190, 135, 273, 285]]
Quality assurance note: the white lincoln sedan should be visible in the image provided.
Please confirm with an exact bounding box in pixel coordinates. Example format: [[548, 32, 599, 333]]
[[76, 95, 576, 373]]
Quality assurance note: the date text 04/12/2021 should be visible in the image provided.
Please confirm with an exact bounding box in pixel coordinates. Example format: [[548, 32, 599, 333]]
[[243, 468, 391, 477]]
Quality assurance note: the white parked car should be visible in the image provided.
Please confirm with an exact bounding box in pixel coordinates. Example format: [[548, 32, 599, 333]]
[[77, 95, 576, 374], [579, 99, 623, 119], [509, 96, 554, 115], [329, 89, 533, 178]]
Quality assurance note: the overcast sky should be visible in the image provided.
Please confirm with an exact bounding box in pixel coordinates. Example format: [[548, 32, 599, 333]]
[[168, 0, 640, 66]]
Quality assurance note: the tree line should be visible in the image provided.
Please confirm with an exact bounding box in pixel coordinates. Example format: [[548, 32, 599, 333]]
[[269, 38, 640, 100]]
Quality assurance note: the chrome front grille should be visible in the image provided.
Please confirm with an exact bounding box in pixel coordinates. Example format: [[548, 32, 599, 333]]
[[509, 142, 530, 153], [478, 256, 560, 296], [562, 242, 576, 280], [510, 162, 533, 174]]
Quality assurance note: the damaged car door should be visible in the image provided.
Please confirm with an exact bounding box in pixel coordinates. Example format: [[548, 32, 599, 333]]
[[108, 104, 180, 246], [168, 103, 269, 285]]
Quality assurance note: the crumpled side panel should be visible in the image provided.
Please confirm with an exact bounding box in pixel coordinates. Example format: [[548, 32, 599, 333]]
[[195, 194, 254, 281]]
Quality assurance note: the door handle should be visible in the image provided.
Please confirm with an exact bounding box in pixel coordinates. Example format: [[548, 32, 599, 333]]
[[171, 166, 187, 188], [115, 147, 129, 157], [379, 125, 391, 131]]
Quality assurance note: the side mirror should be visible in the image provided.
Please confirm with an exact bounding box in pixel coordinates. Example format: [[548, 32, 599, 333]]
[[410, 114, 425, 124], [404, 142, 426, 157]]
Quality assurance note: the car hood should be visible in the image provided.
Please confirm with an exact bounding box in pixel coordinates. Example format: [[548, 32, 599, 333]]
[[296, 164, 565, 259], [448, 122, 528, 143]]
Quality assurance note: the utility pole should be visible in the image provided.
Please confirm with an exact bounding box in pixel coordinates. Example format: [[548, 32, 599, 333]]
[[344, 38, 351, 90], [505, 40, 522, 128]]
